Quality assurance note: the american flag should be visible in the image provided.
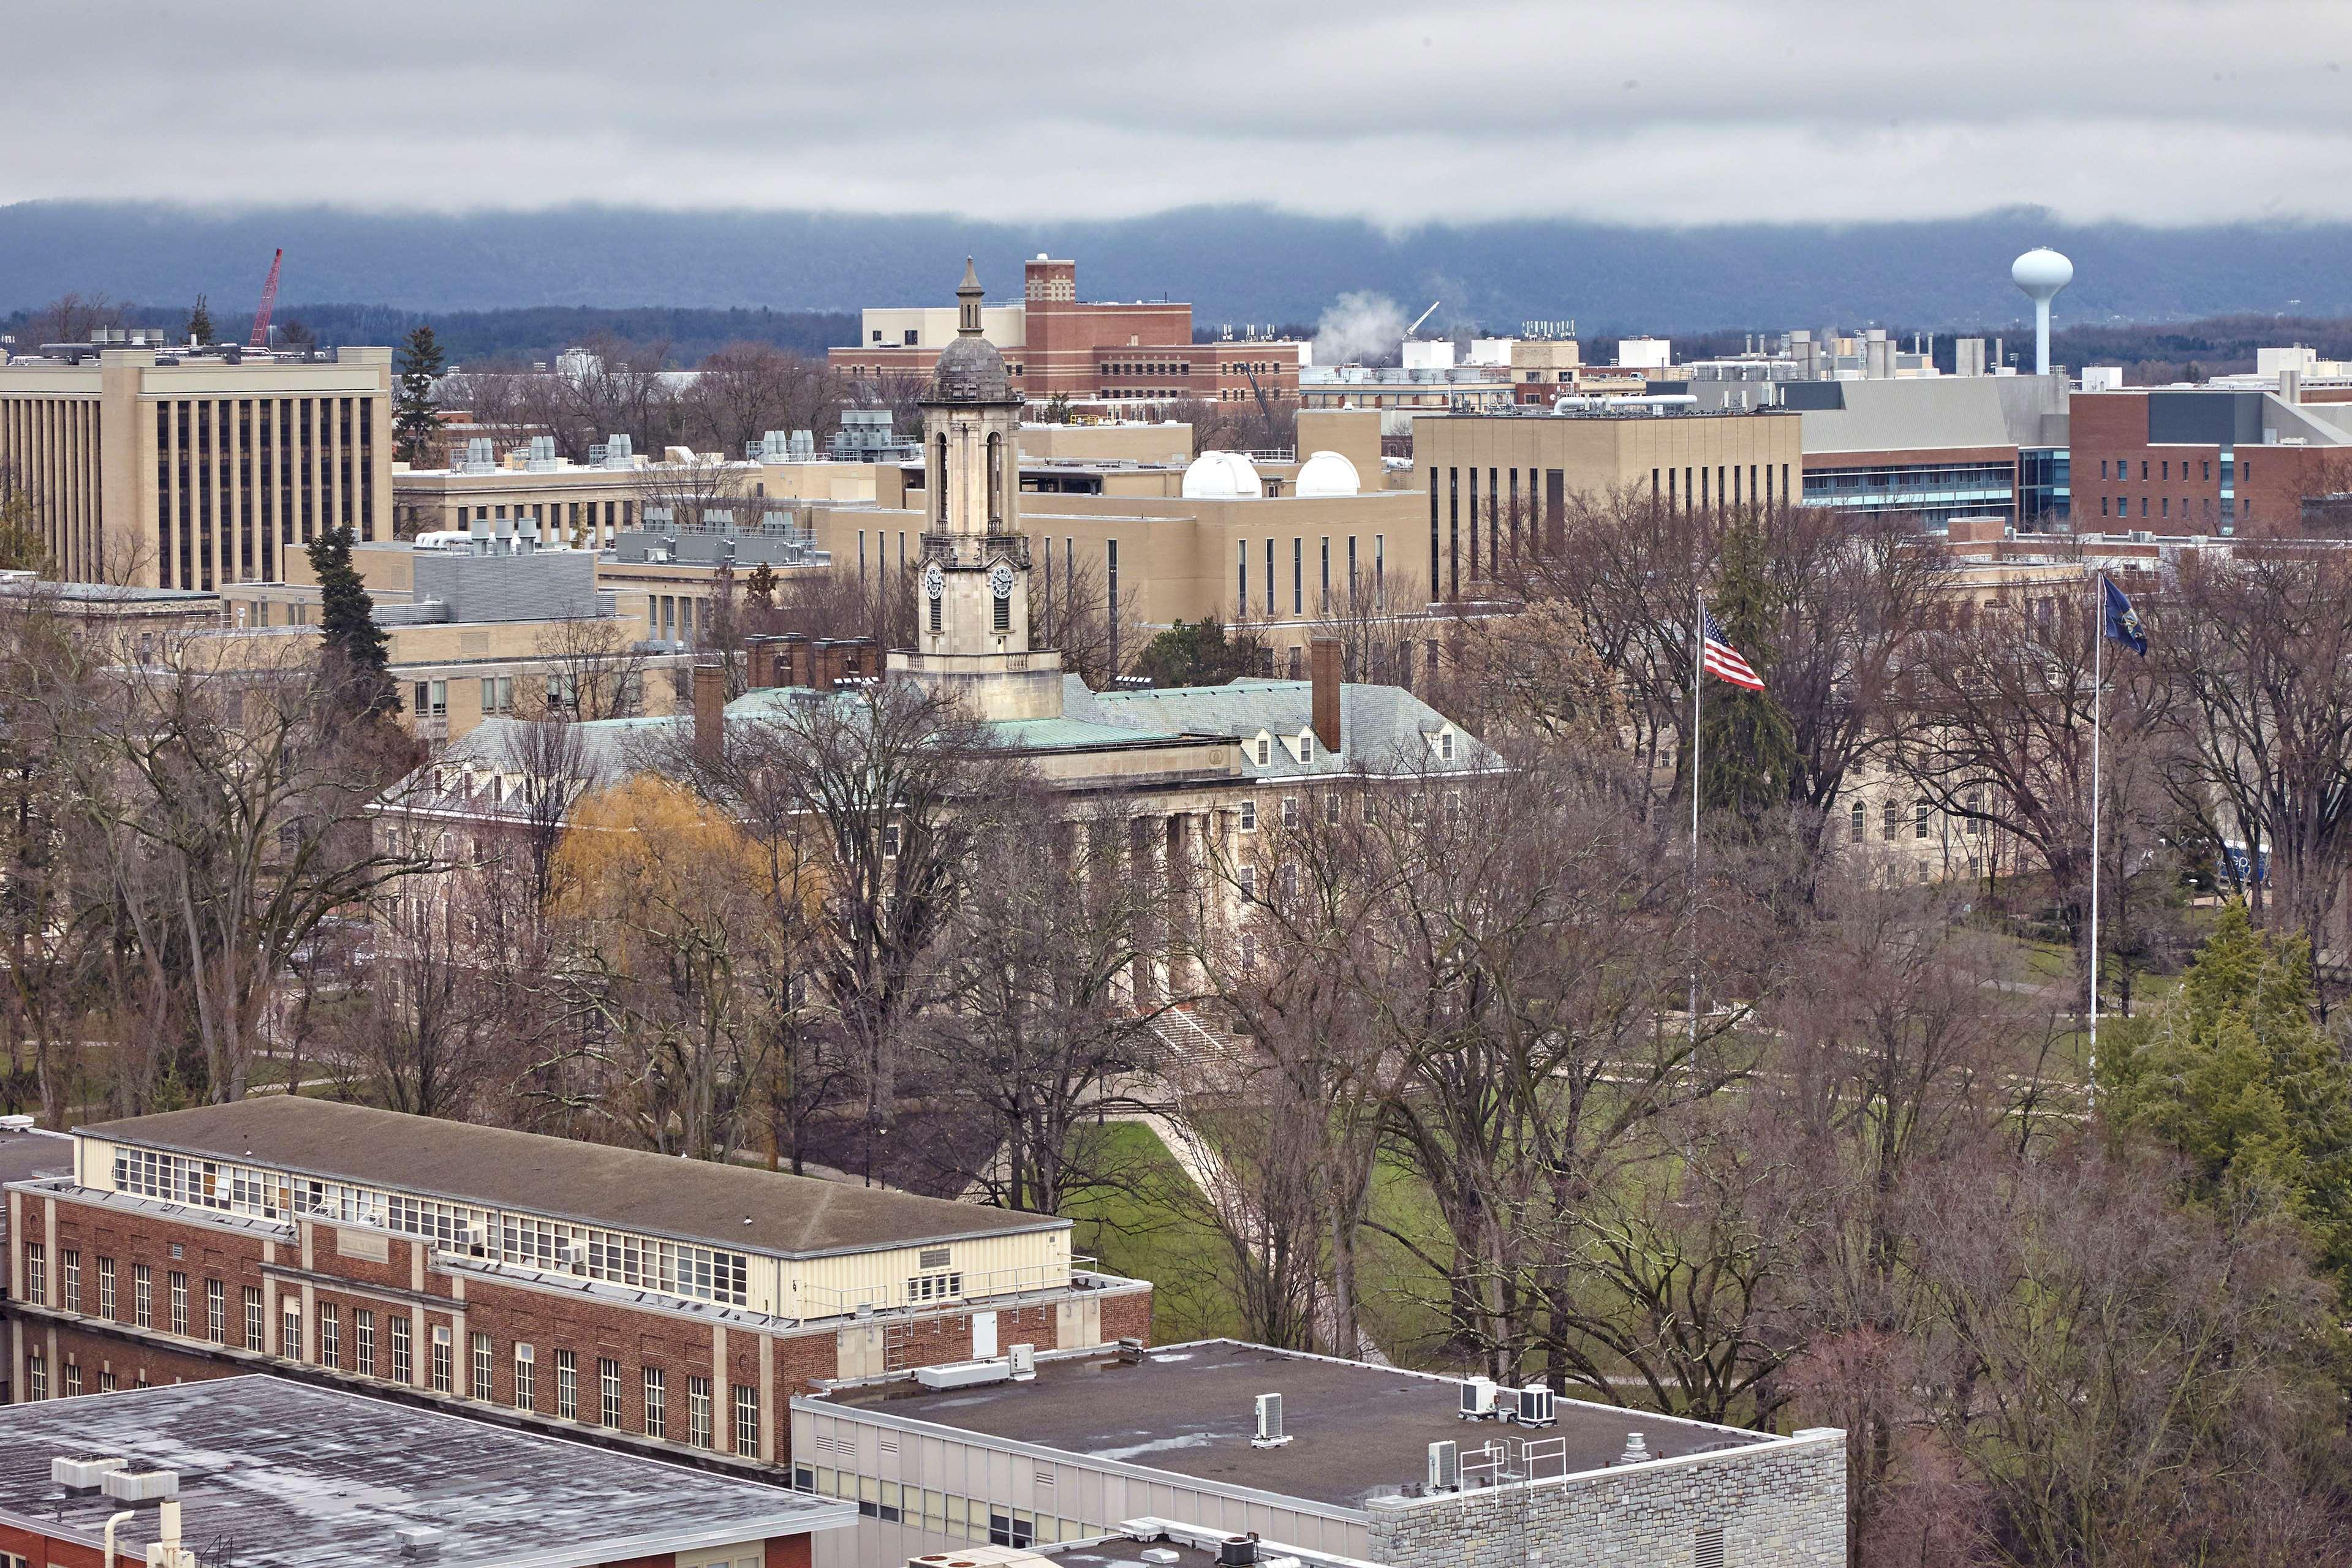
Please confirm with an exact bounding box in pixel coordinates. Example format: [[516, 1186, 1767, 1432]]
[[1701, 608, 1765, 692]]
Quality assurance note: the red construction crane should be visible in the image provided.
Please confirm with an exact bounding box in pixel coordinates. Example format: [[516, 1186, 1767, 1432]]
[[247, 248, 283, 349]]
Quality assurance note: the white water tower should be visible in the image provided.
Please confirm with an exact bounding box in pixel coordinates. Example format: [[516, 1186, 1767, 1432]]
[[2011, 248, 2073, 376]]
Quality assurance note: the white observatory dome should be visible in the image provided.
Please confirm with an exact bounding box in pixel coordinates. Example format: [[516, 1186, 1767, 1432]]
[[1181, 450, 1264, 499], [2011, 247, 2074, 300], [1294, 450, 1361, 498]]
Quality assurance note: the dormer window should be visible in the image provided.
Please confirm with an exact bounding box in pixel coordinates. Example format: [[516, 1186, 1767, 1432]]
[[1440, 730, 1456, 762], [1254, 733, 1272, 767], [1298, 728, 1315, 763]]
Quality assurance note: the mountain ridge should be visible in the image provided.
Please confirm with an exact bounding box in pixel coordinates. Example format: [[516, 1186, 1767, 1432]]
[[4, 201, 2351, 333]]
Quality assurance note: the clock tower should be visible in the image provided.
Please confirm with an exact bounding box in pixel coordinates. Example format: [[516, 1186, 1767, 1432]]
[[888, 260, 1067, 720]]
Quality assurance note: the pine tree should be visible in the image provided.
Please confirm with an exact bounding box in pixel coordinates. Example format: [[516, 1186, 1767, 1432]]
[[2101, 905, 2352, 1301], [744, 561, 777, 611], [393, 326, 446, 466], [1697, 519, 1797, 818], [308, 526, 395, 714], [187, 295, 214, 347]]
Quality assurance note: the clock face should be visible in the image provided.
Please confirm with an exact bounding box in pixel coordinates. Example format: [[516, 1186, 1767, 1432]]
[[923, 561, 945, 600], [988, 562, 1016, 600]]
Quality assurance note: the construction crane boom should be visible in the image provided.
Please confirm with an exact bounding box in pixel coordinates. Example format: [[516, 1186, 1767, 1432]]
[[248, 249, 284, 349], [1407, 300, 1442, 337]]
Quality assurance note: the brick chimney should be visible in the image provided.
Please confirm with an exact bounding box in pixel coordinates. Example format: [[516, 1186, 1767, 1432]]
[[1310, 636, 1342, 756], [692, 661, 726, 761], [743, 636, 777, 690], [781, 633, 813, 689]]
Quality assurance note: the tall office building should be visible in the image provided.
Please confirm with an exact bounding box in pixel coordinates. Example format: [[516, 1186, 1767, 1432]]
[[0, 344, 393, 587]]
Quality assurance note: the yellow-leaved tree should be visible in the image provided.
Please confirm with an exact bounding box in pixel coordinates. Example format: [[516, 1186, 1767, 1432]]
[[551, 775, 774, 1161]]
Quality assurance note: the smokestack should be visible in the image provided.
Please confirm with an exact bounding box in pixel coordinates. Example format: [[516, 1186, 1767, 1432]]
[[692, 661, 725, 761], [1310, 637, 1342, 756]]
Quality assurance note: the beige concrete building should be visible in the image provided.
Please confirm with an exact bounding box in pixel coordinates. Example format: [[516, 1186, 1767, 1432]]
[[206, 536, 686, 745], [0, 344, 393, 589], [1412, 407, 1804, 597]]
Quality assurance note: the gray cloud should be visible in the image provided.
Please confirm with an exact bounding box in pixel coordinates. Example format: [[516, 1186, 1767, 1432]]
[[4, 1, 2347, 225]]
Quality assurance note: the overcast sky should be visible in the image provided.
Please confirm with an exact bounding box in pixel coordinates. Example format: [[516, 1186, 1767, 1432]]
[[6, 1, 2348, 227]]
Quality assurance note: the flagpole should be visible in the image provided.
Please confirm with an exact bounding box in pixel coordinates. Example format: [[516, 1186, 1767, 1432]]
[[1691, 584, 1703, 1046], [2089, 572, 2103, 1115]]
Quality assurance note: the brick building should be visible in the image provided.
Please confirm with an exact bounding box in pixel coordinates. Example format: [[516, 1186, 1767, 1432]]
[[2070, 385, 2352, 535], [0, 1374, 854, 1568], [3, 1099, 1149, 1483], [830, 258, 1302, 411]]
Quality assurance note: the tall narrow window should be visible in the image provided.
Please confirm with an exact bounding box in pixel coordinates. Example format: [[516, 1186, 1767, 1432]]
[[643, 1366, 667, 1438], [474, 1333, 496, 1401], [513, 1344, 536, 1409], [600, 1358, 624, 1427], [134, 1264, 151, 1327], [169, 1272, 188, 1336], [1238, 540, 1248, 613], [100, 1258, 116, 1320], [243, 1287, 265, 1351], [355, 1308, 377, 1375], [556, 1349, 578, 1419], [206, 1279, 225, 1343], [1292, 537, 1303, 616], [934, 434, 948, 522], [391, 1316, 412, 1382], [319, 1303, 341, 1366], [733, 1384, 760, 1456], [282, 1300, 303, 1362], [986, 432, 1004, 527], [61, 1251, 79, 1313], [689, 1376, 714, 1448], [21, 1243, 42, 1306], [431, 1327, 453, 1393]]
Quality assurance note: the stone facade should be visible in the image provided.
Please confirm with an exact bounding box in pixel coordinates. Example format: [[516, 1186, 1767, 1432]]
[[1365, 1428, 1845, 1568]]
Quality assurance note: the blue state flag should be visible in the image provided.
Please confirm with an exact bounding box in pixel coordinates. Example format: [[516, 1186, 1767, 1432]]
[[2102, 576, 2147, 656]]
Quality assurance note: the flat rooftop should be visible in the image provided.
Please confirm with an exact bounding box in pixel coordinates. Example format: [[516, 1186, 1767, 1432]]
[[817, 1340, 1769, 1511], [80, 1098, 1061, 1259], [0, 1375, 851, 1568]]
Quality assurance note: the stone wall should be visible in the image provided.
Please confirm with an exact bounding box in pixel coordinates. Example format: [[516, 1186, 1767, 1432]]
[[1366, 1428, 1845, 1568]]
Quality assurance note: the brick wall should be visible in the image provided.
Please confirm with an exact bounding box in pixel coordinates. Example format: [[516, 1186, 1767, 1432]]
[[15, 1188, 1148, 1477], [1365, 1430, 1845, 1568]]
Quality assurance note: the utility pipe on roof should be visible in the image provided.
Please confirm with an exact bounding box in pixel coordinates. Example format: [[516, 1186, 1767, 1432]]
[[105, 1509, 134, 1568]]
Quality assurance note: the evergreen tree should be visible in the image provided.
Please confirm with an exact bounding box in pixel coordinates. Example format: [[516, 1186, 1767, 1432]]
[[187, 295, 214, 347], [393, 326, 446, 466], [2101, 906, 2352, 1301], [1697, 520, 1797, 818], [308, 526, 395, 713], [744, 561, 777, 611], [1133, 617, 1269, 688]]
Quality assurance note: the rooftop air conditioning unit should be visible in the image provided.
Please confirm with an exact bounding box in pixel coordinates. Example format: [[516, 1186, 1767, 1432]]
[[1008, 1343, 1037, 1381], [102, 1468, 179, 1503], [396, 1525, 444, 1559], [913, 1359, 1012, 1391], [557, 1240, 587, 1268], [1459, 1376, 1497, 1419], [51, 1457, 126, 1490], [1516, 1381, 1556, 1427], [1252, 1391, 1291, 1449], [1426, 1438, 1460, 1492]]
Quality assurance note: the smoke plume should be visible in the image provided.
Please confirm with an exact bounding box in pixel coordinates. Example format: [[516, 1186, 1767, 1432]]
[[1312, 291, 1407, 366]]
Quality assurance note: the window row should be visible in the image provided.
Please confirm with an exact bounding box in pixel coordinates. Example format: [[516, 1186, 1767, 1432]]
[[1845, 796, 1995, 844], [794, 1466, 1095, 1550], [108, 1145, 750, 1306]]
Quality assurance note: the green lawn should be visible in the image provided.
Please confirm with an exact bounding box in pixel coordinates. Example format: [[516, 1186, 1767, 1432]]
[[1062, 1121, 1249, 1343]]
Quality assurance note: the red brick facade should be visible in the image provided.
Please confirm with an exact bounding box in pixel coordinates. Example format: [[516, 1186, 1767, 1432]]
[[828, 256, 1301, 409], [2070, 390, 2334, 535], [9, 1186, 1151, 1480]]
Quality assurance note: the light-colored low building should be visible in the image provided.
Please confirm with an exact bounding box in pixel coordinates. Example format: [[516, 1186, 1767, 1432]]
[[207, 531, 686, 744]]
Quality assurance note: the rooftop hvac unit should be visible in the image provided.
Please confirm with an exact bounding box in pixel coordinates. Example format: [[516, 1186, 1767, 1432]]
[[913, 1358, 1012, 1391], [396, 1525, 445, 1559], [1426, 1438, 1460, 1492], [1008, 1343, 1037, 1381], [1251, 1392, 1291, 1449], [1458, 1376, 1497, 1419], [102, 1468, 179, 1503], [1116, 1337, 1146, 1363], [50, 1457, 126, 1490], [557, 1240, 586, 1268], [1516, 1381, 1556, 1427]]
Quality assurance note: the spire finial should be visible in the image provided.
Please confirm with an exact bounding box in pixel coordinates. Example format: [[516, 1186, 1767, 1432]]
[[956, 257, 983, 337]]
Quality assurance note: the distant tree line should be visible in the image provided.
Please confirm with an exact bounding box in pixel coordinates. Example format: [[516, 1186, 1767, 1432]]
[[0, 298, 855, 367]]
